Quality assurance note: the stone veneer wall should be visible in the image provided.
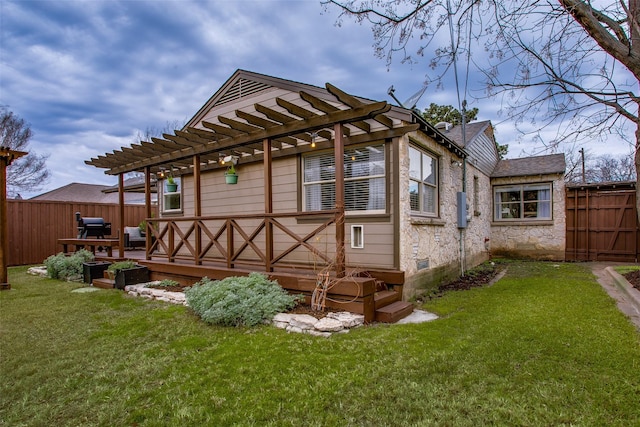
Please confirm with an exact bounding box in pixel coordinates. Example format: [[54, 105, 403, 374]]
[[399, 133, 492, 299], [489, 174, 566, 260]]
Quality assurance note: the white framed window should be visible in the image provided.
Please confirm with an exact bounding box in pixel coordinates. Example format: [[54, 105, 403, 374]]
[[494, 183, 552, 221], [303, 144, 386, 214], [160, 177, 182, 214], [351, 225, 364, 249], [409, 145, 438, 216]]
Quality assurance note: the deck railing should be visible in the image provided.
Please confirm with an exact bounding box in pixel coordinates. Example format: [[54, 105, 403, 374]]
[[145, 210, 343, 273]]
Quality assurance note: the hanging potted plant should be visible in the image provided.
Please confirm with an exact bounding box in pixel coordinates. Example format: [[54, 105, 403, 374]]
[[225, 163, 238, 184], [166, 173, 178, 192]]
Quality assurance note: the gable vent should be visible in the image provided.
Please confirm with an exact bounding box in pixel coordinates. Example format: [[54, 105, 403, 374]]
[[215, 78, 271, 107]]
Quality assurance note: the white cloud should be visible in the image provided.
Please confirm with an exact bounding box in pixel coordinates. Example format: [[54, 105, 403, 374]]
[[0, 0, 632, 198]]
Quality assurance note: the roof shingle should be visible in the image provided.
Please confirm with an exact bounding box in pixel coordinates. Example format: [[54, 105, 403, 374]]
[[492, 153, 566, 178]]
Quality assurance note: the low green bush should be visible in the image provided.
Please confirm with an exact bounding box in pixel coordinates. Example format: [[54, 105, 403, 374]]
[[107, 260, 137, 274], [185, 272, 301, 326], [43, 249, 95, 281], [153, 279, 180, 288]]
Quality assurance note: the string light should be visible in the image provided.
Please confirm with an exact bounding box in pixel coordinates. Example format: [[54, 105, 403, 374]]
[[311, 132, 317, 148]]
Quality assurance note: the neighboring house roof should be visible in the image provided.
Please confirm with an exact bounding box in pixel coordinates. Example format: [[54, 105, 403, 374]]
[[442, 120, 499, 176], [492, 153, 566, 178], [30, 182, 153, 204], [102, 175, 157, 193]]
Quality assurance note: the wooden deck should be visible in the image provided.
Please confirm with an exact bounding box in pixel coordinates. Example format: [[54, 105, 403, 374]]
[[93, 248, 411, 323]]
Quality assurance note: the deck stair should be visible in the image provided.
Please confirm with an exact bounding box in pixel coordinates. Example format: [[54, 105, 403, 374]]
[[374, 288, 414, 323], [91, 278, 115, 289], [375, 300, 414, 323], [374, 290, 399, 307]]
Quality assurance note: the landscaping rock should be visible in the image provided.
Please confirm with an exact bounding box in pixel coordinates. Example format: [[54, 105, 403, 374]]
[[27, 266, 48, 277], [125, 283, 188, 306], [271, 310, 367, 337], [286, 325, 304, 334], [273, 313, 296, 323], [289, 314, 318, 330], [326, 311, 364, 328], [314, 317, 344, 332]]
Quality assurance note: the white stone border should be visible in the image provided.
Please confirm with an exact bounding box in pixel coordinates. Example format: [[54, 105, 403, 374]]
[[125, 282, 187, 305], [272, 312, 365, 337]]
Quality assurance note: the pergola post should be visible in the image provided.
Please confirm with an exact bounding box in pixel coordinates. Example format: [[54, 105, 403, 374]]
[[118, 173, 125, 259], [144, 166, 152, 260], [0, 148, 27, 290], [263, 138, 273, 272], [193, 154, 202, 265], [334, 123, 346, 278]]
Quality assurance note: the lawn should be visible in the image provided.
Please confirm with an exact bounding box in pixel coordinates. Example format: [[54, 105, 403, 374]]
[[1, 261, 639, 426]]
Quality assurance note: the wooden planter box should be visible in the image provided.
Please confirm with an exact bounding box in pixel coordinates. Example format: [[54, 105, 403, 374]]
[[114, 266, 149, 290], [83, 261, 112, 284]]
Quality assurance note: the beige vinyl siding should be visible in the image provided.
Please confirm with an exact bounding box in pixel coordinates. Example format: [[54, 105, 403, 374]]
[[343, 222, 394, 268], [177, 153, 397, 269], [174, 83, 398, 269]]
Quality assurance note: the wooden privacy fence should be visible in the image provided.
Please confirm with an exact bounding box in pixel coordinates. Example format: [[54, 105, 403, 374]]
[[7, 200, 147, 266], [566, 182, 639, 262]]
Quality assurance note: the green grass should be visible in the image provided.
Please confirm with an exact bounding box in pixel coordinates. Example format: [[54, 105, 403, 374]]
[[1, 262, 639, 426], [614, 265, 640, 275]]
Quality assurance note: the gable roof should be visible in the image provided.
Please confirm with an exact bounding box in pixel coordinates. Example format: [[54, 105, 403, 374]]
[[491, 153, 566, 178], [86, 69, 466, 176], [102, 176, 157, 194], [31, 183, 117, 203], [441, 120, 498, 175], [440, 121, 491, 148]]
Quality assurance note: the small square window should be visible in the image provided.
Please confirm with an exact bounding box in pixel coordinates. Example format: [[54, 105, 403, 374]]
[[351, 225, 364, 249]]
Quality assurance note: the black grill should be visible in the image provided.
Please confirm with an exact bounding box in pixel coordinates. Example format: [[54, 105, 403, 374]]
[[75, 212, 111, 239]]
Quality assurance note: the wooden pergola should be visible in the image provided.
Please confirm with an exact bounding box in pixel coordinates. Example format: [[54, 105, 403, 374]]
[[86, 83, 420, 276], [1, 147, 27, 290]]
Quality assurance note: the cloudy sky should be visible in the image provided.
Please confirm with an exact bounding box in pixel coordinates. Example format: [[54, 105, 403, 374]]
[[1, 0, 634, 198]]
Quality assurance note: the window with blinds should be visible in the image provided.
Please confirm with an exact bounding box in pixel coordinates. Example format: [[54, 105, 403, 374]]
[[303, 144, 386, 214], [409, 145, 439, 216]]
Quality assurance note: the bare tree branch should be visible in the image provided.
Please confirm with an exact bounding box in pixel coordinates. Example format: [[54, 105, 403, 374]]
[[0, 108, 50, 198]]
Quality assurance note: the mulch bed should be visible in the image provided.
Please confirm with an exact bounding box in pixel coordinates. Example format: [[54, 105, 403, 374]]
[[438, 265, 502, 292], [623, 270, 640, 291]]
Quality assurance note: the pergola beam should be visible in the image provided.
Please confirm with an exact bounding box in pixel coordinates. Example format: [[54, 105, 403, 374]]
[[88, 96, 392, 175]]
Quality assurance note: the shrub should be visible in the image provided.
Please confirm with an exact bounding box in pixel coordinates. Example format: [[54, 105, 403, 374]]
[[107, 260, 137, 274], [154, 279, 180, 288], [185, 273, 301, 326], [43, 249, 95, 281]]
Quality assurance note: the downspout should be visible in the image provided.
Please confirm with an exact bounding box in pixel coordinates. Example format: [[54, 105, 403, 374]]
[[459, 102, 468, 276], [460, 157, 466, 276]]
